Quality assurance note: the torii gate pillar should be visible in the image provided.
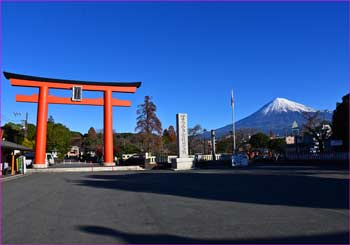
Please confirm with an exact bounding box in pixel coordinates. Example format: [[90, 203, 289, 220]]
[[34, 85, 49, 167], [104, 89, 114, 165]]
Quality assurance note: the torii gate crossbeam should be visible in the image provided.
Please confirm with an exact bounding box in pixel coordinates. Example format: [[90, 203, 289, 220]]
[[4, 72, 141, 168]]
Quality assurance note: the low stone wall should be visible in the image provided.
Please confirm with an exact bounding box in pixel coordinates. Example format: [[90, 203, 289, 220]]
[[27, 165, 144, 173]]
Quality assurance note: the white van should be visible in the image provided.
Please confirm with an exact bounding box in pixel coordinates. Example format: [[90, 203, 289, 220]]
[[23, 153, 55, 166], [45, 153, 55, 165]]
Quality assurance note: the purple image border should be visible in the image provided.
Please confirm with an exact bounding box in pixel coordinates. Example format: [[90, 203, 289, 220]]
[[0, 0, 349, 2], [0, 0, 349, 245], [0, 0, 3, 245]]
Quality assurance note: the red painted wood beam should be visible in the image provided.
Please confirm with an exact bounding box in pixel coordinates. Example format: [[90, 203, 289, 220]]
[[16, 94, 132, 107], [10, 79, 137, 93]]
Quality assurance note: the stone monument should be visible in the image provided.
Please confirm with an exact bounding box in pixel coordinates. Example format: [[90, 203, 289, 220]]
[[171, 113, 194, 170]]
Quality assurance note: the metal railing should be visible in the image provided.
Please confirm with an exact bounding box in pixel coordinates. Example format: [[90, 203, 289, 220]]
[[155, 154, 177, 163]]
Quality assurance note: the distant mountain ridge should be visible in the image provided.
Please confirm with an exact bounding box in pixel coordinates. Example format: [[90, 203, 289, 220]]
[[210, 98, 333, 139]]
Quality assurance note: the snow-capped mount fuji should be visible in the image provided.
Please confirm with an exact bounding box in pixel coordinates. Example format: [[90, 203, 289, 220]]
[[211, 98, 332, 138], [260, 98, 315, 114]]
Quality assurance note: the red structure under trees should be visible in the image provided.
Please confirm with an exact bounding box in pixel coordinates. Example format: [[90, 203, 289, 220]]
[[4, 72, 141, 168]]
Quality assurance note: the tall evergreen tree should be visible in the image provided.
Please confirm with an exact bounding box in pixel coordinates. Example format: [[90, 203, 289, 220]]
[[249, 133, 270, 149], [2, 122, 24, 144], [27, 123, 36, 141], [135, 96, 162, 153], [332, 94, 349, 150], [48, 115, 55, 124], [84, 127, 98, 151], [188, 124, 203, 154], [168, 125, 177, 143], [162, 125, 177, 154], [46, 117, 71, 158]]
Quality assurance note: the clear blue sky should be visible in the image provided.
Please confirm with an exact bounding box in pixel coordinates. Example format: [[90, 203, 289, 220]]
[[2, 2, 348, 134]]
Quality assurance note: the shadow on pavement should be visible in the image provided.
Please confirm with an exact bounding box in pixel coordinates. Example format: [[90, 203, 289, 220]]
[[77, 225, 349, 244], [197, 161, 349, 172], [70, 170, 349, 209]]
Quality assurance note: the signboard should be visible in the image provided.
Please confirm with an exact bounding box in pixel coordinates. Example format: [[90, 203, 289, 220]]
[[72, 86, 83, 101], [285, 136, 295, 144]]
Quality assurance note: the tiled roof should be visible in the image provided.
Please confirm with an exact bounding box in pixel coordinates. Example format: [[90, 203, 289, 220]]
[[1, 140, 33, 151]]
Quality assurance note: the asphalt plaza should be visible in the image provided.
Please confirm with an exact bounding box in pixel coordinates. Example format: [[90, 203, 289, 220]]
[[2, 163, 349, 244]]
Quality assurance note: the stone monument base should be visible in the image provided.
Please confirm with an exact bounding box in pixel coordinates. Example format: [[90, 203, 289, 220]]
[[145, 162, 157, 170], [171, 157, 194, 170]]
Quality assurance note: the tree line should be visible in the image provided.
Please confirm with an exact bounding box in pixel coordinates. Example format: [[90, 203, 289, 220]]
[[0, 96, 178, 158], [1, 93, 348, 158]]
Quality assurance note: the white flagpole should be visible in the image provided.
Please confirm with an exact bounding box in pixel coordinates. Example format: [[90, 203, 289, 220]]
[[231, 90, 236, 154]]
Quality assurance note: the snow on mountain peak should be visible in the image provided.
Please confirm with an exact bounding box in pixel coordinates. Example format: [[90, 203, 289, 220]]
[[261, 97, 316, 115]]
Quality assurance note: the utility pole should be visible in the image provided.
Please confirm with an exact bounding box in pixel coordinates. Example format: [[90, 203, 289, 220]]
[[211, 130, 216, 160], [203, 129, 207, 154], [24, 112, 28, 138], [231, 90, 236, 154]]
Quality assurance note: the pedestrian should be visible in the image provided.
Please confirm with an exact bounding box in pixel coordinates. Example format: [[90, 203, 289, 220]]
[[3, 162, 8, 176]]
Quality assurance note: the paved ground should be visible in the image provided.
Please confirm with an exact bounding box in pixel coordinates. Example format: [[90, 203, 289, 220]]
[[2, 163, 349, 244]]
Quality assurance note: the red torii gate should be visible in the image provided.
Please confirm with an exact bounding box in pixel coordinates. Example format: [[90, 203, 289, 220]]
[[4, 72, 141, 168]]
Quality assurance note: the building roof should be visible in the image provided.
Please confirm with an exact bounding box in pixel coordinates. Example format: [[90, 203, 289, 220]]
[[1, 140, 33, 151], [292, 121, 299, 129], [3, 71, 142, 88]]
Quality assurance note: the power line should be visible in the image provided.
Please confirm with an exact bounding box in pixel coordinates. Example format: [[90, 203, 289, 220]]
[[1, 113, 27, 125]]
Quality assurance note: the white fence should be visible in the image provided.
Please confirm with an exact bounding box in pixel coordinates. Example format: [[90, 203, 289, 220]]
[[155, 154, 224, 163], [196, 154, 220, 161], [154, 153, 239, 163], [195, 154, 233, 162], [286, 152, 349, 161]]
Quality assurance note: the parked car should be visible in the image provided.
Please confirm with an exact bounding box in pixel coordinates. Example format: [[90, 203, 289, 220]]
[[120, 154, 145, 166], [24, 153, 34, 167], [232, 153, 249, 167]]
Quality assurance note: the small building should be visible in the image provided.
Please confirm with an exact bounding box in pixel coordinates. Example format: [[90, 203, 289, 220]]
[[1, 140, 33, 174], [285, 136, 295, 145], [291, 121, 299, 136], [67, 146, 80, 158], [2, 140, 33, 160]]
